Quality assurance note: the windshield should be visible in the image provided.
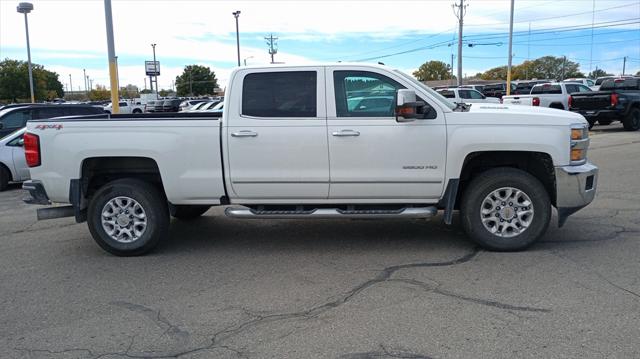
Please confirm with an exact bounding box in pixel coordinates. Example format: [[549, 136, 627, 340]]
[[393, 70, 456, 110]]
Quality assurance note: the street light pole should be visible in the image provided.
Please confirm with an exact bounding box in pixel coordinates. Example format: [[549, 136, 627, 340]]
[[17, 2, 35, 103], [103, 0, 119, 113], [151, 43, 158, 99], [506, 0, 515, 96], [83, 69, 87, 94], [69, 74, 72, 96], [233, 11, 241, 67], [243, 56, 254, 66]]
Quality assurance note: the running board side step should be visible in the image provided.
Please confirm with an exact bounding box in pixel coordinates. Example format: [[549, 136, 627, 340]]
[[224, 206, 437, 219]]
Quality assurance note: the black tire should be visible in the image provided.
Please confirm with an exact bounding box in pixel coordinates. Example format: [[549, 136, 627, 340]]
[[597, 119, 612, 126], [460, 167, 551, 251], [0, 166, 9, 191], [170, 205, 211, 220], [87, 179, 169, 256], [587, 119, 595, 130], [549, 103, 564, 110], [622, 108, 640, 131], [132, 109, 142, 114]]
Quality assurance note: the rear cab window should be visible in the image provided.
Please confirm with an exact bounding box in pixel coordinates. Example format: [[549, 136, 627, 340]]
[[531, 84, 562, 94], [242, 71, 317, 117]]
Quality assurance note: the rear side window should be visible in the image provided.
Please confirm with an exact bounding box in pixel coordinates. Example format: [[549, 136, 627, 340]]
[[1, 110, 31, 129], [242, 71, 317, 117], [531, 85, 561, 94], [438, 90, 455, 98]]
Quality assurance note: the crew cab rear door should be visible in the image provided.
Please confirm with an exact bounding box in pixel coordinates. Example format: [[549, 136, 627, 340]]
[[325, 67, 446, 201], [225, 68, 329, 199]]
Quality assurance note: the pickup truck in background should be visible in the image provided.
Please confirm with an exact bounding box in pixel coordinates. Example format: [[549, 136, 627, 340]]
[[436, 88, 501, 104], [502, 82, 592, 110], [570, 77, 640, 131], [22, 64, 598, 256], [481, 82, 516, 99], [104, 101, 144, 114]]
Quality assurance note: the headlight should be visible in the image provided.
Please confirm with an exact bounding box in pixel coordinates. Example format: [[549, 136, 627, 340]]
[[570, 123, 589, 165]]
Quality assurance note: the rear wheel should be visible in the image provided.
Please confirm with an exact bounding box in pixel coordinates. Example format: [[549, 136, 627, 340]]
[[132, 109, 142, 114], [460, 168, 551, 251], [622, 108, 640, 131], [87, 179, 169, 256], [0, 166, 10, 191], [170, 205, 211, 220]]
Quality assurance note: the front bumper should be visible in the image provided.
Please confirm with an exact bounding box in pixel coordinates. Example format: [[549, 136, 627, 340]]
[[555, 162, 598, 227]]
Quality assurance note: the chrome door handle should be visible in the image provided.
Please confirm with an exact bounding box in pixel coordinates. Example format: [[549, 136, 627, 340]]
[[231, 130, 258, 137], [332, 130, 360, 137]]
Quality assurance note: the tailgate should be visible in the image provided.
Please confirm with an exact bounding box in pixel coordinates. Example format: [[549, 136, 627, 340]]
[[502, 96, 533, 106], [571, 92, 611, 110]]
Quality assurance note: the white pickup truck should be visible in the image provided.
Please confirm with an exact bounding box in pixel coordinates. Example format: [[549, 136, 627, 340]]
[[502, 82, 592, 110], [22, 64, 598, 256]]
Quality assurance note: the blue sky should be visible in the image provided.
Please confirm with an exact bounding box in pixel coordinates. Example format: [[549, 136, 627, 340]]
[[1, 0, 639, 91]]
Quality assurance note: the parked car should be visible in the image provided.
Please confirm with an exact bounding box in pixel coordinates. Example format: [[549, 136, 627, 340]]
[[563, 78, 595, 88], [436, 88, 500, 104], [104, 101, 144, 114], [0, 128, 28, 191], [184, 101, 210, 112], [458, 84, 485, 93], [502, 82, 592, 110], [22, 63, 597, 256], [194, 101, 222, 112], [203, 102, 224, 113], [145, 100, 164, 113], [512, 80, 553, 95], [482, 82, 516, 99], [161, 99, 183, 112], [179, 99, 207, 111], [570, 77, 640, 130], [0, 104, 103, 139]]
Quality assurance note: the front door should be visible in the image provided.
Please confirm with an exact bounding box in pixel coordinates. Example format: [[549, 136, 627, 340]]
[[226, 69, 329, 199], [326, 68, 447, 201]]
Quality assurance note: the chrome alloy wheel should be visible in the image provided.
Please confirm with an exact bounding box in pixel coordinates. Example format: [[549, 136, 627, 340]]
[[480, 187, 534, 238], [101, 196, 147, 243]]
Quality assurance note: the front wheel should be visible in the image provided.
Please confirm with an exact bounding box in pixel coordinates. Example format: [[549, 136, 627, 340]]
[[622, 108, 640, 131], [87, 179, 169, 256], [0, 166, 9, 191], [460, 168, 551, 251]]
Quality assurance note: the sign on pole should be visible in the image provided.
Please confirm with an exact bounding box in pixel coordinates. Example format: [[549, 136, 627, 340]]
[[145, 61, 160, 76]]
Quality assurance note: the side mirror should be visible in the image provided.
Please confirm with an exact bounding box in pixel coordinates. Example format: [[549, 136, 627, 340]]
[[396, 89, 420, 123]]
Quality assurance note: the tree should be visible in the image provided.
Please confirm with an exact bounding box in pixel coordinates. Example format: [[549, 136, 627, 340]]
[[479, 66, 508, 80], [88, 85, 110, 101], [635, 70, 640, 76], [175, 65, 218, 96], [120, 84, 139, 99], [413, 60, 453, 81], [588, 68, 610, 79], [0, 58, 64, 102]]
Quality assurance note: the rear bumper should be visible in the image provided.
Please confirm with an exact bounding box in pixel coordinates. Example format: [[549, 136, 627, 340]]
[[574, 109, 622, 121], [554, 162, 598, 227], [22, 180, 50, 205]]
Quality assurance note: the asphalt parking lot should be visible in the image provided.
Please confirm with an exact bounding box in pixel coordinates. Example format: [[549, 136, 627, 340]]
[[1, 124, 639, 359]]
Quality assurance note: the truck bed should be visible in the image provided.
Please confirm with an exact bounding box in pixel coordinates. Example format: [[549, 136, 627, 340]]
[[26, 112, 225, 204]]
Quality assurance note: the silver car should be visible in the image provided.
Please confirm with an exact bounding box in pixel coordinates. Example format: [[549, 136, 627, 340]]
[[0, 128, 29, 191]]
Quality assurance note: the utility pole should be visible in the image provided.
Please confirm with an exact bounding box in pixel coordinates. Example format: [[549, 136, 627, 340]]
[[103, 0, 119, 113], [561, 55, 567, 80], [69, 74, 73, 95], [151, 44, 158, 99], [622, 56, 627, 75], [589, 0, 596, 73], [233, 11, 241, 66], [506, 0, 515, 96], [450, 54, 455, 86], [453, 0, 467, 86], [526, 22, 531, 80], [144, 77, 147, 90], [83, 69, 87, 94], [265, 33, 278, 64]]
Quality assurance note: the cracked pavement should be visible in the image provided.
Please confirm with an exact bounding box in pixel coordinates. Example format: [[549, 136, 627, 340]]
[[1, 124, 639, 358]]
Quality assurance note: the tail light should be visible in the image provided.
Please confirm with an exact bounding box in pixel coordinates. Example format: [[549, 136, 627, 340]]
[[23, 132, 41, 167], [532, 97, 540, 106], [568, 95, 573, 109], [611, 93, 619, 107]]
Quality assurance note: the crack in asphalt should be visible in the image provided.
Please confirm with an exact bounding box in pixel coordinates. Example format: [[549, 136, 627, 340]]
[[339, 344, 433, 359], [13, 248, 553, 358]]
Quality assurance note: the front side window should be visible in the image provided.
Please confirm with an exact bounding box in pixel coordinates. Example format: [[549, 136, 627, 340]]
[[468, 90, 484, 99], [242, 71, 317, 118], [577, 85, 592, 92], [2, 110, 32, 128], [564, 84, 578, 93], [334, 71, 403, 117], [458, 90, 471, 99]]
